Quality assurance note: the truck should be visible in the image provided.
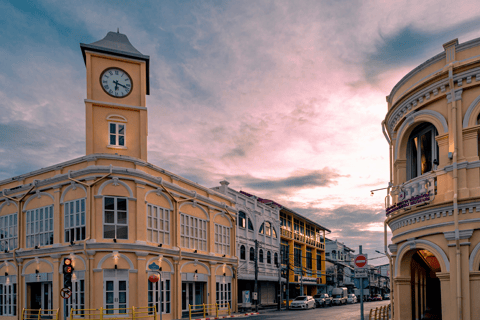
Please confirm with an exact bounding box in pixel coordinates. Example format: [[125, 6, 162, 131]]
[[331, 287, 348, 305]]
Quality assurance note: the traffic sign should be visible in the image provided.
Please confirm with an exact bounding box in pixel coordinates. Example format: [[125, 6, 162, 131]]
[[60, 288, 72, 299], [148, 262, 160, 271], [355, 269, 368, 278], [354, 254, 368, 269]]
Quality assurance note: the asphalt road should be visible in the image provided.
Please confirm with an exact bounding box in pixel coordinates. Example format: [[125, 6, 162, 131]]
[[242, 301, 391, 320]]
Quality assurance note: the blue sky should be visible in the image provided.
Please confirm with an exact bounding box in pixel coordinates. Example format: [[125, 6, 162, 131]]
[[2, 0, 480, 264]]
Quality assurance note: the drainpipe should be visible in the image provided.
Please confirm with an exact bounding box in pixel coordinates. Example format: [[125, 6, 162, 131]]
[[448, 66, 462, 320]]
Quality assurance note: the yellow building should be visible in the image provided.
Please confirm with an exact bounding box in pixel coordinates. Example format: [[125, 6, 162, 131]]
[[385, 36, 480, 320], [276, 206, 329, 298], [0, 31, 237, 320]]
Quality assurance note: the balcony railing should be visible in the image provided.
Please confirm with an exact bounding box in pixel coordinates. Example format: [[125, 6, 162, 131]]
[[388, 173, 437, 216], [281, 227, 325, 249]]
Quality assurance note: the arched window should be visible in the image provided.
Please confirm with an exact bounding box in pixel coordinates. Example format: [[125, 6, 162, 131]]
[[272, 227, 277, 238], [259, 223, 264, 234], [250, 247, 255, 261], [247, 219, 254, 231], [265, 222, 271, 237], [274, 253, 278, 266], [259, 249, 264, 263], [407, 123, 438, 180], [267, 251, 271, 264], [238, 211, 246, 228], [240, 245, 246, 260]]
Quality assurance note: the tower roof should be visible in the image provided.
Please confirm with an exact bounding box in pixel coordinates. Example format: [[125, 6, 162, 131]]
[[80, 31, 150, 94]]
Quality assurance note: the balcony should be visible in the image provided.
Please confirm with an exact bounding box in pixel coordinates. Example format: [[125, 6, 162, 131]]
[[281, 227, 325, 249], [388, 173, 437, 216]]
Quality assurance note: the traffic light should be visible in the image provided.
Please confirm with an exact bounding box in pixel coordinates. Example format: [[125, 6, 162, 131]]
[[63, 258, 74, 289]]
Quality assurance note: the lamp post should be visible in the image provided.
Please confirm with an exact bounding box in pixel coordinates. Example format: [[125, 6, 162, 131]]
[[375, 249, 393, 318]]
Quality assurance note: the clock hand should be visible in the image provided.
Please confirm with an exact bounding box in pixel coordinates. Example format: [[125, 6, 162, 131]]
[[113, 80, 127, 89]]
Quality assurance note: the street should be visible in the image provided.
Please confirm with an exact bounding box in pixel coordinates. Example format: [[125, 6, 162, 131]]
[[242, 301, 391, 320]]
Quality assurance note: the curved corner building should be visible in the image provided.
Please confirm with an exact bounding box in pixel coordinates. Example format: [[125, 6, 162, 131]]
[[385, 37, 480, 320]]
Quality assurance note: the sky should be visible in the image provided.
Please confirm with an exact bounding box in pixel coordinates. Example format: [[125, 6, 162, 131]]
[[2, 0, 480, 266]]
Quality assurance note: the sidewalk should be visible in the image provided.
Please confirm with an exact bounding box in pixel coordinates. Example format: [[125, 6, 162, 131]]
[[183, 311, 260, 320]]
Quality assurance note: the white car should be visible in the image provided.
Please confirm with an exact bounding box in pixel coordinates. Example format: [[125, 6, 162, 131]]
[[347, 294, 357, 304], [290, 296, 316, 309]]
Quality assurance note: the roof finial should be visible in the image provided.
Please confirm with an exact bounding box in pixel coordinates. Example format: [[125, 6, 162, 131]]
[[117, 28, 119, 33]]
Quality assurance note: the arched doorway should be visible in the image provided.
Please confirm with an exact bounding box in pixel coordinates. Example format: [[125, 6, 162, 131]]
[[397, 247, 443, 320]]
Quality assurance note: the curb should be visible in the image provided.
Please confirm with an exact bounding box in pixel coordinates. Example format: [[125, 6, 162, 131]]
[[190, 312, 259, 320]]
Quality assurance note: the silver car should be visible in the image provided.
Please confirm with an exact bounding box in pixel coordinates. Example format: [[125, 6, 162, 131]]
[[347, 294, 357, 304], [290, 296, 316, 310]]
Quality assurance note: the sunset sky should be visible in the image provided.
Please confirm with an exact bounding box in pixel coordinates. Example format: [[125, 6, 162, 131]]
[[2, 0, 480, 265]]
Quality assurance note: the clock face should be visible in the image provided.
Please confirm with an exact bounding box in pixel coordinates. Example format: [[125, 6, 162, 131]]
[[100, 68, 132, 98]]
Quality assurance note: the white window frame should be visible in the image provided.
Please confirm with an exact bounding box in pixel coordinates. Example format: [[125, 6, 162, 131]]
[[147, 204, 170, 245], [0, 213, 17, 252], [64, 198, 86, 243], [108, 122, 126, 148], [103, 197, 128, 240], [0, 276, 16, 316], [148, 273, 171, 314], [104, 270, 129, 314], [26, 205, 53, 248], [65, 271, 85, 318], [180, 213, 207, 251], [215, 277, 232, 308], [214, 224, 230, 255]]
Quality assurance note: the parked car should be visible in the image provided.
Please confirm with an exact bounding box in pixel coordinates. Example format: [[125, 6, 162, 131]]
[[290, 296, 316, 309], [331, 287, 348, 305], [384, 293, 390, 300], [372, 294, 383, 301], [314, 293, 332, 307], [347, 294, 357, 304]]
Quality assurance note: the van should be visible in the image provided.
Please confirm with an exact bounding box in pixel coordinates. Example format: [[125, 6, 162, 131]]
[[331, 287, 348, 305]]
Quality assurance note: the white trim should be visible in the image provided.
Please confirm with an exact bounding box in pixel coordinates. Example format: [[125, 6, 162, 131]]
[[106, 114, 128, 123], [60, 183, 87, 204], [394, 110, 448, 160], [96, 252, 135, 271], [179, 201, 209, 221], [144, 189, 174, 209], [84, 99, 147, 111], [0, 200, 17, 212], [395, 239, 450, 277], [97, 178, 134, 198], [463, 94, 480, 128], [22, 258, 54, 275], [0, 261, 16, 274], [23, 192, 54, 211], [469, 241, 480, 271], [213, 212, 232, 227], [214, 264, 233, 275], [179, 260, 211, 275]]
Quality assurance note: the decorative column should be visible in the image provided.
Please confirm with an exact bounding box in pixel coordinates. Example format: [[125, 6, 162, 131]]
[[173, 257, 181, 319], [51, 254, 61, 316], [394, 277, 412, 320], [136, 252, 148, 308], [210, 262, 217, 311], [437, 272, 452, 320]]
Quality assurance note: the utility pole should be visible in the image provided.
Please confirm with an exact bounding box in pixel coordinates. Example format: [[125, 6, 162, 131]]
[[286, 247, 290, 310], [254, 239, 258, 312], [278, 251, 282, 310]]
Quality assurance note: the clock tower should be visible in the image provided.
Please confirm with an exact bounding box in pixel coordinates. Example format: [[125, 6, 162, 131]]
[[80, 31, 150, 161]]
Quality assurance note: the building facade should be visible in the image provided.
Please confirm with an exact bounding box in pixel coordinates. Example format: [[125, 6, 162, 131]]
[[278, 206, 329, 298], [324, 239, 355, 294], [0, 31, 238, 320], [384, 36, 480, 319], [211, 183, 281, 307]]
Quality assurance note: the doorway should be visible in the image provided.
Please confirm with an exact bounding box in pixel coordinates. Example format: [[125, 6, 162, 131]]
[[182, 282, 205, 317], [27, 282, 52, 311]]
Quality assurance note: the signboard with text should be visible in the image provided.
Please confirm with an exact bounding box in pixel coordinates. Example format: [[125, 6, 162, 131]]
[[386, 192, 431, 215]]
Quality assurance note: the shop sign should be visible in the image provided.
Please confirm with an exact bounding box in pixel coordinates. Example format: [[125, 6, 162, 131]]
[[386, 192, 431, 216], [301, 276, 317, 283]]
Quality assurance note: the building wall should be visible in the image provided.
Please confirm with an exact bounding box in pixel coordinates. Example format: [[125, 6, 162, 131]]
[[385, 37, 480, 320]]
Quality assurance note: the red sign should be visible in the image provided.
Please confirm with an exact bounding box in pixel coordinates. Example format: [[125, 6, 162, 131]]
[[354, 255, 367, 268], [60, 288, 72, 299], [148, 274, 160, 283]]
